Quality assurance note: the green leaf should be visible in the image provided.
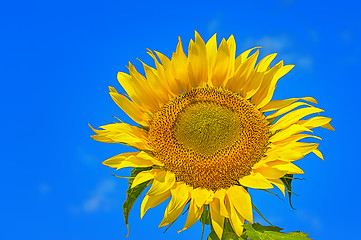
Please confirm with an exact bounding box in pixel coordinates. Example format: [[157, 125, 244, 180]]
[[280, 174, 296, 210], [251, 223, 282, 232], [242, 223, 311, 240], [122, 167, 152, 236]]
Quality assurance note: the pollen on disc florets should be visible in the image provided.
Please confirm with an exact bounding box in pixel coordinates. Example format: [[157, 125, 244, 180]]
[[148, 87, 270, 191]]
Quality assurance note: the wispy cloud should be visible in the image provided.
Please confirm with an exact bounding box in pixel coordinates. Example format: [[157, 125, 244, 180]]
[[241, 35, 313, 71], [207, 19, 220, 35], [296, 56, 313, 71], [295, 209, 322, 232], [77, 146, 99, 168], [38, 183, 51, 194], [82, 178, 118, 213], [242, 35, 290, 54]]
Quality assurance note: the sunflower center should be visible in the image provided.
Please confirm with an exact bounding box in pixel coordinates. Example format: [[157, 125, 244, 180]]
[[148, 87, 270, 191], [173, 102, 241, 155]]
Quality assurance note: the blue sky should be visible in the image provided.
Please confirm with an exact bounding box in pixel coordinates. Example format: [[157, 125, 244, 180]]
[[1, 0, 360, 239]]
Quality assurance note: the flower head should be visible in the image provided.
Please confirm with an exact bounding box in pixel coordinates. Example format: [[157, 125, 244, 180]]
[[91, 32, 333, 238]]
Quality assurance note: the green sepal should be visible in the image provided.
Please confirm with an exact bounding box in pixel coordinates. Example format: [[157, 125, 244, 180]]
[[207, 228, 220, 240], [222, 219, 245, 240], [266, 117, 278, 125], [280, 174, 296, 209], [122, 167, 152, 236], [141, 125, 149, 131], [201, 207, 211, 240], [242, 223, 312, 240], [201, 207, 211, 225]]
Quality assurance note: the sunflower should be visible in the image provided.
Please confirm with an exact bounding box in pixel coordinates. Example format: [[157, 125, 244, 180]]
[[90, 32, 333, 238]]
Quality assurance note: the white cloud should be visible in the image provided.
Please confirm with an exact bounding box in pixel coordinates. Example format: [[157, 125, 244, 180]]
[[296, 57, 313, 71], [241, 35, 313, 71], [308, 29, 320, 43], [82, 178, 118, 213], [296, 209, 322, 232], [259, 36, 290, 52], [38, 183, 51, 194], [77, 146, 99, 168], [241, 35, 290, 55], [207, 19, 220, 34]]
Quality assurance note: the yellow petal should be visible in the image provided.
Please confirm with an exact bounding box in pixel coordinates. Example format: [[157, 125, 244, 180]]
[[265, 149, 305, 162], [147, 171, 176, 196], [253, 64, 294, 109], [243, 53, 277, 99], [102, 152, 138, 169], [250, 60, 283, 106], [270, 124, 312, 143], [268, 178, 285, 197], [321, 122, 335, 131], [131, 169, 162, 188], [179, 200, 204, 232], [102, 151, 163, 170], [209, 198, 225, 239], [238, 172, 274, 189], [256, 53, 277, 72], [226, 50, 259, 94], [95, 123, 147, 140], [260, 97, 318, 112], [298, 116, 332, 130], [240, 50, 259, 87], [89, 123, 151, 150], [141, 190, 171, 218], [167, 183, 190, 213], [266, 101, 312, 120], [271, 134, 321, 146], [312, 148, 324, 160], [254, 165, 288, 179], [272, 162, 304, 174], [206, 33, 218, 82], [253, 153, 291, 168], [227, 198, 245, 237], [172, 36, 191, 92], [116, 72, 149, 113], [211, 38, 230, 87], [154, 50, 182, 96], [214, 189, 229, 218], [235, 46, 261, 69], [187, 31, 208, 88], [109, 88, 149, 126], [139, 55, 170, 104], [226, 185, 253, 223], [267, 142, 319, 164], [244, 70, 264, 99], [271, 142, 319, 156], [226, 35, 236, 81], [192, 188, 213, 208], [271, 106, 324, 131], [127, 63, 161, 112], [159, 183, 190, 227]]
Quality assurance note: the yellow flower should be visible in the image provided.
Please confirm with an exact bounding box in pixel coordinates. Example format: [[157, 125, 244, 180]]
[[90, 32, 333, 238]]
